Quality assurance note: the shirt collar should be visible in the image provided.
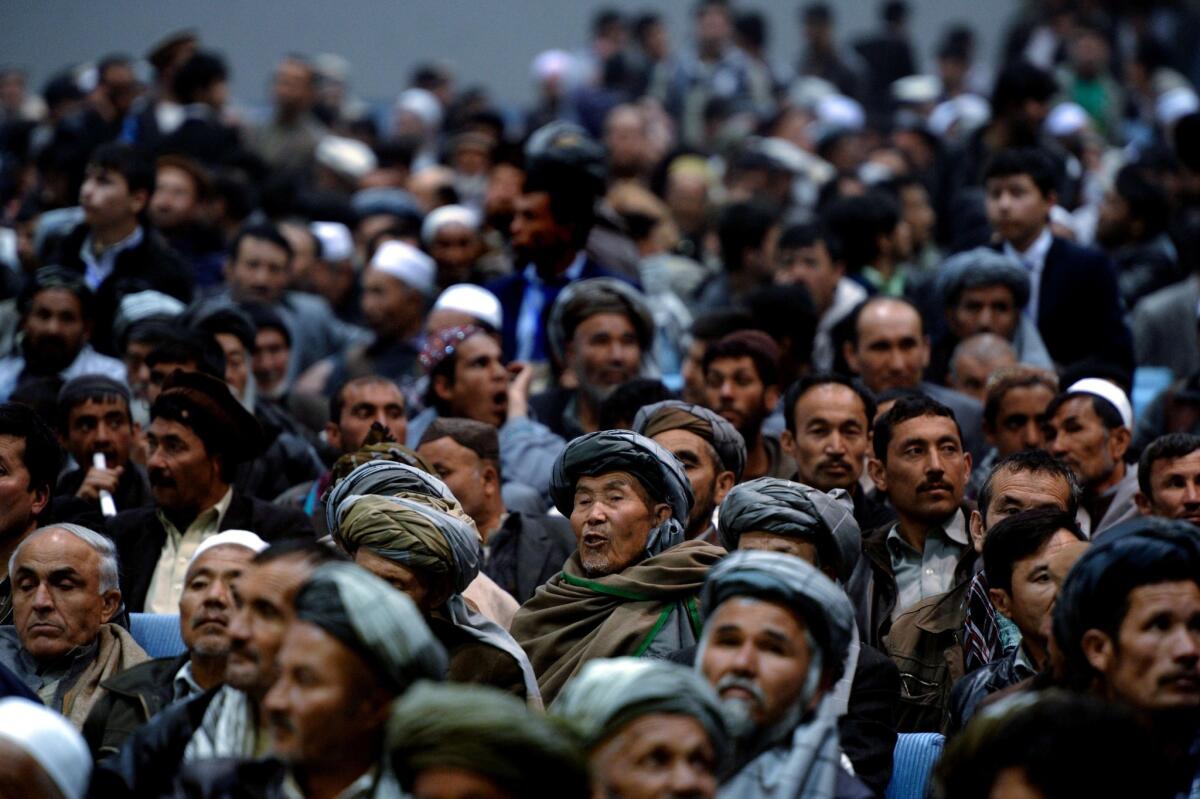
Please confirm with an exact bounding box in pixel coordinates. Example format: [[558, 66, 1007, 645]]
[[173, 659, 203, 700], [157, 486, 235, 540], [84, 224, 144, 260], [885, 507, 968, 555], [1005, 226, 1053, 268], [522, 251, 586, 286]]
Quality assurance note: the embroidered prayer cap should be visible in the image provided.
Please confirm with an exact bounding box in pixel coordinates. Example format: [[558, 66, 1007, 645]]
[[633, 399, 747, 481], [419, 323, 488, 373]]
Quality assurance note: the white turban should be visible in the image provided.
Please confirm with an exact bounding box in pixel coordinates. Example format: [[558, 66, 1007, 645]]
[[370, 240, 436, 296], [311, 220, 355, 263], [0, 698, 91, 799], [420, 204, 480, 245], [315, 135, 378, 180], [431, 284, 502, 330], [395, 88, 443, 132]]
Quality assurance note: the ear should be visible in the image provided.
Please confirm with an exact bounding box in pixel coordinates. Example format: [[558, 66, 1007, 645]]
[[713, 470, 737, 506], [1080, 628, 1114, 676], [29, 484, 50, 518], [780, 429, 796, 459], [129, 188, 149, 217], [1109, 425, 1131, 463], [653, 502, 672, 526], [324, 421, 342, 452], [100, 589, 122, 624], [763, 383, 781, 411], [919, 334, 931, 371], [988, 588, 1013, 620], [481, 461, 501, 494], [1134, 491, 1154, 517], [843, 340, 860, 374], [866, 457, 887, 494], [432, 373, 455, 404], [969, 509, 986, 553]]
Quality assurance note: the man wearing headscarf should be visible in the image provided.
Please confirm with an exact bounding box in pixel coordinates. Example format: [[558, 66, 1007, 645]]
[[1051, 518, 1200, 796], [173, 561, 448, 799], [0, 697, 92, 799], [633, 400, 746, 543], [697, 550, 870, 799], [552, 657, 730, 799], [389, 682, 590, 799], [331, 465, 540, 703], [511, 430, 725, 704]]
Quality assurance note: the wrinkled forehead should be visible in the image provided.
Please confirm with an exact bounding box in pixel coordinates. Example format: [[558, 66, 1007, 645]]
[[238, 555, 314, 608]]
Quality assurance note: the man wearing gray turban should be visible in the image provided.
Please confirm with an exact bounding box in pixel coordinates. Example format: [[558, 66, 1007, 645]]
[[697, 550, 869, 799], [929, 247, 1054, 384], [511, 431, 725, 703], [634, 399, 746, 542], [553, 657, 730, 799]]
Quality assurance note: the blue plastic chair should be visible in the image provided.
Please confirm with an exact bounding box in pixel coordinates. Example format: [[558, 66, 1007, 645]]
[[885, 732, 945, 799], [128, 613, 186, 659]]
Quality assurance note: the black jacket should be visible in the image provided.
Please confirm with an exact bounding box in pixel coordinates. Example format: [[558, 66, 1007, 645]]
[[945, 646, 1035, 735], [51, 222, 193, 354], [106, 491, 314, 612], [83, 653, 189, 759], [484, 511, 576, 604], [57, 462, 153, 515]]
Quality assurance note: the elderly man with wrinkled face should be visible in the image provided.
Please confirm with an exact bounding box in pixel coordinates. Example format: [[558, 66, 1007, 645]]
[[552, 658, 729, 799], [511, 431, 724, 703], [696, 550, 868, 798]]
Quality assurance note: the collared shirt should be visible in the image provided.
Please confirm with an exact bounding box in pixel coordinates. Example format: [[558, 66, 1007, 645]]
[[886, 509, 969, 620], [80, 224, 144, 290], [0, 627, 97, 711], [145, 488, 234, 614], [282, 766, 378, 799], [1003, 226, 1052, 323], [173, 659, 204, 702], [514, 251, 586, 362], [859, 264, 908, 297]]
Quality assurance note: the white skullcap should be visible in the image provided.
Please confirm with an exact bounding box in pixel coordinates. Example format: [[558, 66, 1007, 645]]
[[892, 74, 942, 105], [1045, 102, 1090, 137], [815, 94, 865, 132], [315, 135, 377, 180], [1157, 86, 1200, 127], [0, 698, 91, 799], [1066, 378, 1133, 429], [395, 88, 443, 131], [787, 75, 838, 110], [928, 94, 991, 137], [370, 240, 436, 296], [420, 204, 481, 245], [531, 50, 575, 83], [432, 284, 503, 330], [188, 529, 269, 571], [310, 220, 354, 262]]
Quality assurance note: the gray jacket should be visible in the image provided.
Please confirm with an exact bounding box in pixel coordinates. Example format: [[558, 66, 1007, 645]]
[[1133, 275, 1200, 379]]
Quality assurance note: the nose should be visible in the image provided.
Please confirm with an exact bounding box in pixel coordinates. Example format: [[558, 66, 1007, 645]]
[[729, 641, 758, 675], [1170, 626, 1200, 663], [226, 605, 250, 643], [31, 583, 53, 611], [977, 308, 994, 332], [261, 675, 288, 714], [667, 762, 709, 795], [926, 448, 945, 475], [718, 378, 735, 400], [1183, 482, 1200, 506], [202, 579, 232, 609], [147, 445, 168, 472], [585, 502, 608, 524], [1021, 420, 1044, 450], [824, 431, 846, 455]]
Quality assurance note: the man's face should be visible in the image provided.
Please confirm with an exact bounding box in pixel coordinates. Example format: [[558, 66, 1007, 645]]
[[147, 359, 196, 406], [589, 713, 718, 799], [149, 165, 200, 231], [412, 768, 515, 799], [100, 63, 137, 116], [651, 428, 729, 539], [988, 384, 1055, 456], [1086, 581, 1200, 715], [213, 332, 250, 401], [179, 544, 254, 658], [327, 381, 406, 453], [738, 532, 820, 567], [990, 530, 1080, 649], [361, 268, 421, 340], [985, 174, 1053, 249], [12, 529, 120, 660], [146, 417, 224, 513], [680, 338, 709, 405], [418, 436, 492, 528], [604, 108, 649, 177], [870, 414, 970, 524], [510, 191, 572, 267], [273, 59, 314, 115], [279, 224, 319, 290], [253, 328, 291, 396], [950, 346, 1017, 404], [1139, 451, 1200, 526], [704, 356, 777, 440], [567, 313, 641, 404], [124, 339, 155, 403], [701, 597, 813, 727], [571, 472, 668, 577], [947, 285, 1019, 340], [64, 397, 134, 469], [263, 620, 392, 768], [976, 468, 1072, 550], [24, 288, 89, 370], [225, 236, 292, 304], [80, 165, 144, 231], [1045, 397, 1126, 492], [845, 302, 928, 394], [226, 555, 313, 696], [353, 549, 444, 614], [783, 384, 869, 492], [433, 333, 508, 427], [900, 184, 936, 251], [0, 435, 45, 541], [429, 223, 483, 285], [774, 242, 841, 313]]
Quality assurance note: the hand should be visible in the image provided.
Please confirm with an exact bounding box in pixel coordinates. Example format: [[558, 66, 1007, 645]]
[[506, 362, 533, 420], [76, 466, 123, 502]]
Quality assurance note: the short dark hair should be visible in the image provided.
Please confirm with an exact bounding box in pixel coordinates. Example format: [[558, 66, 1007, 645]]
[[0, 403, 64, 505], [1112, 165, 1170, 240], [329, 376, 401, 425], [990, 61, 1057, 116], [983, 508, 1084, 594], [87, 142, 155, 196], [150, 391, 237, 481], [193, 306, 256, 353], [717, 201, 777, 273], [254, 538, 347, 566], [522, 165, 596, 250], [777, 220, 843, 262], [419, 417, 501, 466], [145, 328, 226, 379], [982, 366, 1058, 430], [872, 394, 962, 462], [689, 309, 752, 346], [1137, 433, 1200, 498], [822, 192, 900, 270], [734, 12, 767, 49], [1043, 391, 1124, 432], [703, 330, 781, 389], [977, 449, 1080, 527], [983, 147, 1058, 198], [230, 222, 294, 264], [18, 266, 94, 320], [783, 374, 877, 436], [597, 378, 673, 431], [803, 2, 832, 24], [171, 50, 227, 105], [56, 376, 131, 433], [745, 284, 817, 372]]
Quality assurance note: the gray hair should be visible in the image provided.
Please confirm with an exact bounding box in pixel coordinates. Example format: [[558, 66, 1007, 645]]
[[9, 524, 120, 594], [950, 333, 1017, 382]]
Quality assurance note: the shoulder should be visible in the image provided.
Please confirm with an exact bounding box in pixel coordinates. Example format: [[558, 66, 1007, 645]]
[[240, 495, 314, 539], [1135, 276, 1200, 316], [659, 539, 726, 565], [107, 508, 161, 542], [1049, 238, 1111, 269], [100, 655, 181, 694]]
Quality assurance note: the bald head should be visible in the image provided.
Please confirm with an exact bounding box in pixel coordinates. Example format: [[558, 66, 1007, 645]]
[[950, 333, 1018, 402], [844, 298, 929, 394]]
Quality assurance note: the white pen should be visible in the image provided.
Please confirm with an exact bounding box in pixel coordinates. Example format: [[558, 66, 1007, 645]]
[[93, 452, 117, 518]]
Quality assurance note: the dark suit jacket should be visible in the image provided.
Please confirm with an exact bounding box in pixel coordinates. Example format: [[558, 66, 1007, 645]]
[[1034, 237, 1134, 375], [106, 491, 314, 612], [484, 512, 576, 604]]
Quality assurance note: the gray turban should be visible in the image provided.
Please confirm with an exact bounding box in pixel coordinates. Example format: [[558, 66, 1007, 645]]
[[294, 561, 448, 690], [552, 657, 730, 768], [325, 460, 455, 534], [549, 430, 694, 558], [633, 400, 747, 480], [701, 550, 855, 686], [717, 479, 861, 582], [935, 247, 1031, 309], [546, 277, 655, 365]]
